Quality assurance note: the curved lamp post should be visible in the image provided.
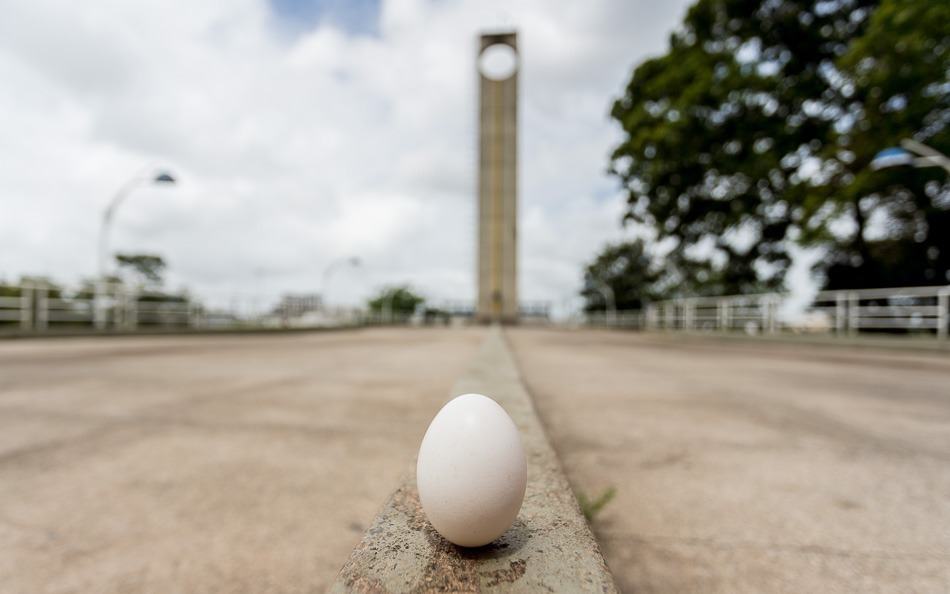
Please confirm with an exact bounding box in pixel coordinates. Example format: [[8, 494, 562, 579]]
[[871, 139, 950, 174], [95, 170, 176, 329], [382, 288, 402, 324], [592, 282, 616, 327], [99, 170, 177, 280], [321, 256, 361, 309]]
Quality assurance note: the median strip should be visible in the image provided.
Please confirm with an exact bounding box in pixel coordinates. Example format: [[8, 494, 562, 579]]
[[330, 326, 618, 592]]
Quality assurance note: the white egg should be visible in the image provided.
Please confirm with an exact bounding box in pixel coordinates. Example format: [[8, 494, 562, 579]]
[[416, 393, 528, 547]]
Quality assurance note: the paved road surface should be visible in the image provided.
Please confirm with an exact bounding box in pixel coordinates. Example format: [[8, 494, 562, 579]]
[[0, 328, 483, 594], [4, 327, 949, 593], [508, 328, 950, 594]]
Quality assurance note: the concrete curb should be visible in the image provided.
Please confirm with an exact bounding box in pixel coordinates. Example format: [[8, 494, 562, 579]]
[[330, 326, 618, 593]]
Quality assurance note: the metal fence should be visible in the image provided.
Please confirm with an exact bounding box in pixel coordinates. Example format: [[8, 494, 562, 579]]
[[5, 280, 947, 340], [0, 281, 463, 334], [586, 285, 950, 341], [1, 282, 200, 332]]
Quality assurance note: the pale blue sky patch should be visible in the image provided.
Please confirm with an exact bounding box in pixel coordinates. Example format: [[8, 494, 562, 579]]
[[269, 0, 381, 36]]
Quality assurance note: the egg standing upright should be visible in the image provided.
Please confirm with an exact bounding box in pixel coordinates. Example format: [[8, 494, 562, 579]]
[[416, 393, 528, 547]]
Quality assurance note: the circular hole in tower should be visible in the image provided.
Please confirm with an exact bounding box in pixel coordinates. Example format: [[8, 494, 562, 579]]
[[478, 44, 518, 81]]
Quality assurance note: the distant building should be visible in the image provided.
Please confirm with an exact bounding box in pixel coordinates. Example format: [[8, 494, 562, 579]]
[[275, 293, 323, 318]]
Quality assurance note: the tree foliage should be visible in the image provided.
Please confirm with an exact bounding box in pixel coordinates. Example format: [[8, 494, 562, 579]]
[[116, 253, 166, 286], [609, 0, 948, 294], [821, 0, 949, 288], [581, 240, 658, 312], [367, 285, 425, 316]]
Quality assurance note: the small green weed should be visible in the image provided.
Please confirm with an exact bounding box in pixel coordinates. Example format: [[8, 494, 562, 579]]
[[576, 486, 616, 522]]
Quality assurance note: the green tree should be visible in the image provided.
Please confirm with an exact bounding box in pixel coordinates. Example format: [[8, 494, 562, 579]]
[[609, 0, 911, 295], [116, 253, 166, 286], [819, 0, 949, 288], [367, 285, 425, 316], [581, 240, 659, 312]]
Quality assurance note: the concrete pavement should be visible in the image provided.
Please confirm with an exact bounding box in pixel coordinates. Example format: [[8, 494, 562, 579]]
[[507, 328, 950, 593], [4, 326, 949, 593], [0, 328, 484, 594]]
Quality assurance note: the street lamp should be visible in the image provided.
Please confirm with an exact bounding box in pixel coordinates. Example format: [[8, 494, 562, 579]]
[[95, 169, 176, 329], [871, 139, 950, 174], [590, 281, 616, 327], [321, 256, 361, 308], [382, 288, 400, 324], [99, 170, 177, 280]]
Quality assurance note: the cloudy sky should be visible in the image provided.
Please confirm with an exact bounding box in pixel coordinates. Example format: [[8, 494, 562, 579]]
[[0, 0, 693, 312]]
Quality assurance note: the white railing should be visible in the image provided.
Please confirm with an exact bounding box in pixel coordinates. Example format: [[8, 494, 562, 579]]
[[0, 281, 419, 334], [584, 310, 645, 329], [1, 281, 201, 333], [585, 285, 950, 341]]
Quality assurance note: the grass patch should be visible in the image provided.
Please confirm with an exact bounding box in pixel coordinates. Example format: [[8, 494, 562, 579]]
[[576, 486, 616, 522]]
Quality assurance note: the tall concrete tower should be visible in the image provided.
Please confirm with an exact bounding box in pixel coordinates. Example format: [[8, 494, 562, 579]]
[[476, 32, 519, 324]]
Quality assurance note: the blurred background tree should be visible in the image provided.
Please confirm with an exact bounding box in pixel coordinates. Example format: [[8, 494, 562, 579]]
[[116, 253, 167, 287], [608, 0, 947, 297], [113, 254, 187, 305], [367, 285, 425, 316], [581, 240, 659, 312], [820, 0, 949, 289]]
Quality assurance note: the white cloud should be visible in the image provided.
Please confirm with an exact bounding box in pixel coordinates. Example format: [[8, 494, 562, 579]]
[[0, 0, 691, 312]]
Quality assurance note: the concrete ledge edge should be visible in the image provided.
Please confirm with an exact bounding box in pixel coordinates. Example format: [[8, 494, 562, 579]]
[[330, 326, 618, 593]]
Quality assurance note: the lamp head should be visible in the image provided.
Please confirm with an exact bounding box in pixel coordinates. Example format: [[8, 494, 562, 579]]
[[870, 147, 913, 171], [153, 172, 176, 184]]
